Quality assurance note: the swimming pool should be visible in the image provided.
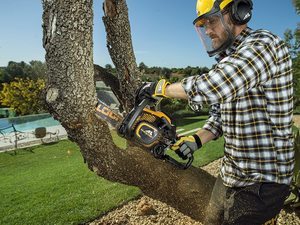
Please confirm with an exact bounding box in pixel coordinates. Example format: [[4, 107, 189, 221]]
[[0, 113, 61, 133]]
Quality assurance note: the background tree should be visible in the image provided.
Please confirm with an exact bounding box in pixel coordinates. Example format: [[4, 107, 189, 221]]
[[0, 68, 6, 83], [285, 0, 300, 109], [41, 0, 215, 222], [0, 78, 46, 115], [0, 61, 47, 110], [2, 61, 28, 82], [104, 63, 116, 75], [138, 62, 148, 72], [285, 28, 300, 107], [161, 67, 172, 79], [0, 61, 47, 83], [26, 60, 47, 80], [293, 0, 300, 13], [105, 64, 113, 70]]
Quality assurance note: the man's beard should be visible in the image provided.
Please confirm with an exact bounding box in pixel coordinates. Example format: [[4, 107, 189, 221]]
[[212, 20, 234, 50]]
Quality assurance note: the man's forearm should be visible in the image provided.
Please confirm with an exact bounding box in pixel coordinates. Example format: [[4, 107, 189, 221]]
[[195, 129, 217, 145], [165, 82, 218, 145], [165, 83, 188, 99]]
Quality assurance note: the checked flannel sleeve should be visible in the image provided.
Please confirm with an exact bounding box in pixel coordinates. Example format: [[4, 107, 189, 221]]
[[181, 40, 278, 106], [202, 104, 223, 140]]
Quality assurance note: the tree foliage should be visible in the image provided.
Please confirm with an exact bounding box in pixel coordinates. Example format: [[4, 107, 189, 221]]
[[0, 61, 47, 83], [104, 64, 117, 75], [138, 62, 210, 81], [293, 0, 300, 14], [285, 28, 300, 58], [285, 1, 300, 108], [0, 68, 4, 81], [138, 62, 147, 72], [27, 60, 47, 80], [0, 78, 46, 115]]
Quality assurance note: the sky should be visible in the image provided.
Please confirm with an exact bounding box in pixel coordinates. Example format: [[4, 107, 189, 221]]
[[0, 0, 299, 68]]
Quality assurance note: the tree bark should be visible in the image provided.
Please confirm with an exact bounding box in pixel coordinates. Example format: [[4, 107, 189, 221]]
[[103, 0, 141, 112], [42, 0, 216, 222]]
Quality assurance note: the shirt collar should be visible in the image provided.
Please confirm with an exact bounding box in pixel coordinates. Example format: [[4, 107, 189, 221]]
[[215, 27, 253, 61]]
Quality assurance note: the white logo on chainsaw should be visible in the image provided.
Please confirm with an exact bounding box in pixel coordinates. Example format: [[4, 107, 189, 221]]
[[143, 129, 153, 137]]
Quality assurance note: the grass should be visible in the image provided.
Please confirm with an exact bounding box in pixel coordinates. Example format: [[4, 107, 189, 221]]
[[0, 115, 223, 225], [0, 141, 140, 225]]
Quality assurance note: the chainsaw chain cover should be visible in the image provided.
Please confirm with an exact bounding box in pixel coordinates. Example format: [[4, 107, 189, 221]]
[[131, 110, 173, 149], [134, 122, 159, 146]]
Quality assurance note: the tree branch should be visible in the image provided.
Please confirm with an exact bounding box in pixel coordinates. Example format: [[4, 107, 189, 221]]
[[102, 0, 141, 112], [94, 64, 124, 111]]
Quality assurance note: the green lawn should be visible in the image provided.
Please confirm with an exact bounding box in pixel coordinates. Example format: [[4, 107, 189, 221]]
[[0, 115, 223, 225], [0, 141, 140, 225]]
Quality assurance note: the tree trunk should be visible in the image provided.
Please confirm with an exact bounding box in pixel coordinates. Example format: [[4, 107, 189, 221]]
[[42, 0, 216, 222]]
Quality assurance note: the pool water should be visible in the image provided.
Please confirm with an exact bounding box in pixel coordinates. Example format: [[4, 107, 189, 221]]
[[0, 113, 61, 133]]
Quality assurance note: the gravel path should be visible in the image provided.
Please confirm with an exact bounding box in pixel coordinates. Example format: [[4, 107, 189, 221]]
[[90, 159, 300, 225]]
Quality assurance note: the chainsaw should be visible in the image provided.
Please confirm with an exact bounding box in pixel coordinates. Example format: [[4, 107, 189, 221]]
[[95, 97, 193, 169]]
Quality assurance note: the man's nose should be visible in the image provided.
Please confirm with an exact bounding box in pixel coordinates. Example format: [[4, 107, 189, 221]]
[[205, 26, 213, 36]]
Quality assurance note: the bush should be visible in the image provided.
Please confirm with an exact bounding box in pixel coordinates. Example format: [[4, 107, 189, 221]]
[[0, 78, 46, 115]]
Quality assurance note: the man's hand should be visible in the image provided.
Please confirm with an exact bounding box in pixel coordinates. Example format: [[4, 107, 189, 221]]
[[135, 79, 170, 105], [170, 134, 202, 160]]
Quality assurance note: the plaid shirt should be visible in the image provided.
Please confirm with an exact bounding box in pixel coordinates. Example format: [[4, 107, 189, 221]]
[[182, 27, 294, 187]]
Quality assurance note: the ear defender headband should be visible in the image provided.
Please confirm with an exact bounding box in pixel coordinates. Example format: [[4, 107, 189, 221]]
[[229, 0, 253, 25]]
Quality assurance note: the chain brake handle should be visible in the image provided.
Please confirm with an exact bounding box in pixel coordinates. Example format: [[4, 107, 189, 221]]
[[152, 143, 194, 170], [153, 118, 194, 169], [172, 136, 194, 169]]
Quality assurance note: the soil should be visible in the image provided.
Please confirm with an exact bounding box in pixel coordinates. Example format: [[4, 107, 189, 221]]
[[90, 116, 300, 225]]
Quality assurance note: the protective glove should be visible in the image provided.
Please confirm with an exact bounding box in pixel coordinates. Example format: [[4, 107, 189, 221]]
[[170, 134, 202, 160], [135, 79, 170, 105]]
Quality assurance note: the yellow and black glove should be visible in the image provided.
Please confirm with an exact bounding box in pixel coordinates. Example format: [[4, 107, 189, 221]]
[[170, 134, 202, 160], [135, 79, 170, 105]]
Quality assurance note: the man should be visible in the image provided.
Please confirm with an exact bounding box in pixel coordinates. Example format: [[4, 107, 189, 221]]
[[136, 0, 294, 224]]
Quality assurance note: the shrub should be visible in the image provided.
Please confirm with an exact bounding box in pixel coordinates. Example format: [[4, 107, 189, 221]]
[[0, 78, 46, 115]]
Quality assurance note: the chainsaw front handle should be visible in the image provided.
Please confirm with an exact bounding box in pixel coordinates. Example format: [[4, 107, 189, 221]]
[[152, 144, 194, 169]]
